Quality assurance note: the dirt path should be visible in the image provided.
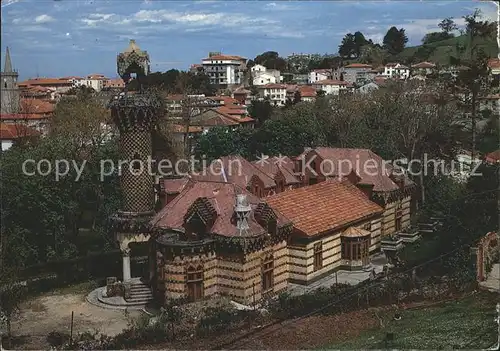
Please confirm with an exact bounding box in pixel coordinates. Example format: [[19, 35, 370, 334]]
[[10, 293, 141, 349]]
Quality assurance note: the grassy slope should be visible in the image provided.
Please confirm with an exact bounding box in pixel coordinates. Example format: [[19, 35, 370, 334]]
[[397, 35, 497, 64], [323, 292, 498, 349]]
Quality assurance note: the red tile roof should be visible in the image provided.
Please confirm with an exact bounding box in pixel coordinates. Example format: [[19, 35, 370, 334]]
[[203, 54, 246, 61], [161, 177, 191, 194], [485, 150, 500, 163], [261, 83, 287, 89], [0, 123, 40, 140], [412, 61, 436, 69], [488, 58, 500, 69], [299, 86, 317, 97], [151, 180, 291, 238], [18, 78, 72, 86], [191, 109, 240, 127], [252, 156, 300, 185], [300, 147, 412, 192], [192, 155, 276, 189], [0, 113, 48, 121], [312, 79, 348, 86], [344, 63, 372, 69], [266, 179, 383, 237], [20, 98, 54, 114]]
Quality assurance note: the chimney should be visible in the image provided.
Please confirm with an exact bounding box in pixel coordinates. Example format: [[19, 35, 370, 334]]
[[235, 194, 251, 235]]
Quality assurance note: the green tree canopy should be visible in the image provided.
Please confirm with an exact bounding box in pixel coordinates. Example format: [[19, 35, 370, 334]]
[[383, 26, 409, 55]]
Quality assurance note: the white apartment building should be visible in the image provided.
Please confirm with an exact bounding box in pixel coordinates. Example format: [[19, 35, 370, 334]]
[[312, 79, 349, 95], [383, 63, 410, 80], [201, 53, 247, 86], [308, 69, 332, 84], [257, 84, 287, 106], [251, 64, 267, 73], [70, 74, 107, 92]]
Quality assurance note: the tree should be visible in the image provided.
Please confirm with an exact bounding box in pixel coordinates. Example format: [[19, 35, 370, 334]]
[[247, 99, 274, 127], [254, 51, 287, 71], [449, 9, 495, 161], [338, 33, 356, 58], [354, 31, 369, 58], [383, 26, 408, 55], [51, 92, 114, 149], [438, 17, 458, 34], [422, 32, 453, 45], [193, 127, 255, 162]]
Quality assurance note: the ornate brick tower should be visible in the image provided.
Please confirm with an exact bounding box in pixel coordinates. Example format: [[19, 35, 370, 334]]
[[109, 40, 162, 283]]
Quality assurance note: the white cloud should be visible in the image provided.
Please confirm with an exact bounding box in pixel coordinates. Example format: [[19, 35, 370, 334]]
[[34, 14, 54, 24], [1, 0, 21, 8], [78, 9, 304, 38]]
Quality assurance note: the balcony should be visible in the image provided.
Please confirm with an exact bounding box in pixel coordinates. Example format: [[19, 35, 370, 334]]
[[397, 226, 421, 243]]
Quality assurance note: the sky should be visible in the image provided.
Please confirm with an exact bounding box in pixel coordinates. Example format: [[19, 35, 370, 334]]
[[1, 0, 498, 80]]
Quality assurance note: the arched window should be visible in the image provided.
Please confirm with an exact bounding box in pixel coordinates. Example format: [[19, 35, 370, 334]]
[[186, 265, 204, 301]]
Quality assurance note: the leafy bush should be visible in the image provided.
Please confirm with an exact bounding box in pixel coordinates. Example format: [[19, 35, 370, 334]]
[[46, 331, 70, 348]]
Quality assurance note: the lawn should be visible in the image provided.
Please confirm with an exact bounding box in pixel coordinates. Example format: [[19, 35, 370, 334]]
[[323, 292, 498, 349]]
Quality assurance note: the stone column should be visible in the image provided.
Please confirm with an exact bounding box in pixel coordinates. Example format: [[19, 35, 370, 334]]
[[122, 247, 131, 282]]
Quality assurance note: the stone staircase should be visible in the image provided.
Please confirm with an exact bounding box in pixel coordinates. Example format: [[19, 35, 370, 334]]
[[126, 279, 154, 305]]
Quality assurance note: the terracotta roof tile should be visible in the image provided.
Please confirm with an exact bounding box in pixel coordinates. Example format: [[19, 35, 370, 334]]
[[312, 79, 348, 86], [203, 54, 246, 61], [252, 156, 300, 185], [344, 63, 372, 69], [18, 78, 72, 86], [151, 181, 291, 238], [0, 113, 48, 121], [191, 109, 240, 127], [488, 58, 500, 69], [412, 61, 436, 69], [485, 150, 500, 163], [266, 179, 383, 237], [161, 177, 191, 194], [193, 155, 276, 189], [342, 226, 370, 238], [20, 98, 54, 114], [312, 147, 400, 192], [0, 123, 40, 139]]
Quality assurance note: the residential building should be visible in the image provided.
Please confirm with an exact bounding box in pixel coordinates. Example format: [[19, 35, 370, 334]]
[[267, 179, 384, 280], [487, 58, 500, 76], [411, 61, 436, 76], [341, 63, 373, 84], [357, 82, 380, 94], [296, 147, 415, 238], [18, 77, 73, 93], [0, 113, 50, 133], [151, 181, 293, 303], [103, 78, 125, 90], [251, 64, 267, 73], [257, 84, 287, 106], [0, 122, 39, 151], [291, 74, 308, 85], [383, 63, 410, 79], [484, 150, 500, 164], [298, 85, 317, 102], [308, 69, 332, 84], [232, 86, 252, 105], [312, 79, 350, 95], [1, 47, 20, 114], [201, 52, 247, 86]]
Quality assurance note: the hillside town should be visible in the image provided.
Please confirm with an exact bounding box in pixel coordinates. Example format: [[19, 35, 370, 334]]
[[1, 3, 499, 351]]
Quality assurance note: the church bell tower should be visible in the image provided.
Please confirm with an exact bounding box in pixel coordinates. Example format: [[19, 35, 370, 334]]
[[1, 47, 20, 114]]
